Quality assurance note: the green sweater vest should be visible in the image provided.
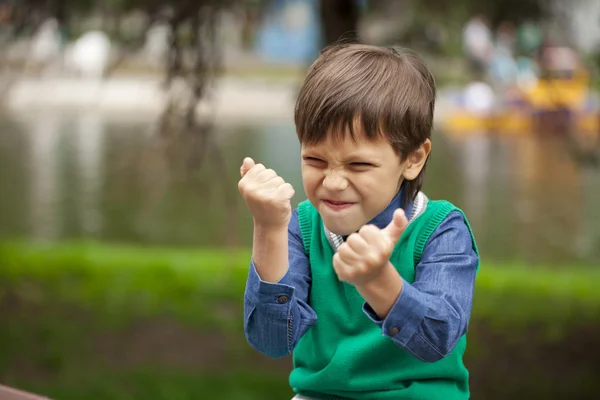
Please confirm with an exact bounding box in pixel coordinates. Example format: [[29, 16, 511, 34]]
[[289, 198, 479, 400]]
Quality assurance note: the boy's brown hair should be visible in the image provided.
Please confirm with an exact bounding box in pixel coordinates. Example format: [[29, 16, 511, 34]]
[[294, 43, 436, 205]]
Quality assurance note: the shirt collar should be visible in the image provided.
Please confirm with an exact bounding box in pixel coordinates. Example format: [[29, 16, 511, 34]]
[[325, 184, 423, 250], [336, 183, 413, 243]]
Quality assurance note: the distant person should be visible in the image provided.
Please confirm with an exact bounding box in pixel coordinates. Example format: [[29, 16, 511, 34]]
[[462, 14, 493, 78], [495, 21, 516, 56], [238, 44, 480, 400], [489, 21, 518, 87], [516, 20, 543, 58]]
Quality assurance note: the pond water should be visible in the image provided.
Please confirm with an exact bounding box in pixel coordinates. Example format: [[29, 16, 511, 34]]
[[1, 110, 599, 265]]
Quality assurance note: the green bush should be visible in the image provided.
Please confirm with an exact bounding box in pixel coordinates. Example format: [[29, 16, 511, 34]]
[[1, 241, 599, 400]]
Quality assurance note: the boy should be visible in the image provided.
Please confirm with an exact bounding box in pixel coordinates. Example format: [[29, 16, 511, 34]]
[[238, 44, 479, 400]]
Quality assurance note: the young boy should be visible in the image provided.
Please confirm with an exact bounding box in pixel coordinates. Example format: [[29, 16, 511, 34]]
[[238, 44, 479, 400]]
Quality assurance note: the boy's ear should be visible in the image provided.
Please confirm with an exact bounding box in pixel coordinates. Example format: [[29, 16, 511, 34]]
[[401, 139, 431, 181]]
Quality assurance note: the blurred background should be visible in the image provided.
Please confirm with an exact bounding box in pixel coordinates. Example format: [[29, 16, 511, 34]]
[[0, 0, 599, 399]]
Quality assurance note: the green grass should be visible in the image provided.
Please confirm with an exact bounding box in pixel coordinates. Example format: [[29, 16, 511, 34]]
[[1, 240, 600, 400], [2, 240, 599, 325], [7, 369, 294, 400], [0, 241, 249, 329], [474, 260, 600, 325]]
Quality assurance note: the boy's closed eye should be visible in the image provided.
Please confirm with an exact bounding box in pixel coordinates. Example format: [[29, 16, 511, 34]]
[[303, 156, 327, 166], [349, 162, 375, 168], [348, 161, 379, 171], [302, 156, 378, 170]]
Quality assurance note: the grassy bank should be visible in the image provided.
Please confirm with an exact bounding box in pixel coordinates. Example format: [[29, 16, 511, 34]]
[[2, 241, 599, 324], [1, 241, 599, 399]]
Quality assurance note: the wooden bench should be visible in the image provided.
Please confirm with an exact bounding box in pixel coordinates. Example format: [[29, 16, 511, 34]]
[[0, 385, 51, 400]]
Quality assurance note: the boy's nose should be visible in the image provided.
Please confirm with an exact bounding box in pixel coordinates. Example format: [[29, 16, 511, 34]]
[[322, 170, 348, 191]]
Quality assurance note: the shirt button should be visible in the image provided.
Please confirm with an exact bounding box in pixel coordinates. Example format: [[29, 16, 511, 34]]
[[389, 327, 400, 336], [277, 295, 289, 304]]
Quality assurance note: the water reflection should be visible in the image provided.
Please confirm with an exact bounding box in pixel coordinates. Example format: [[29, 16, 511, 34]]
[[513, 135, 583, 263], [26, 112, 61, 240], [74, 111, 104, 235], [0, 112, 599, 265], [577, 169, 600, 259], [460, 132, 491, 230], [254, 123, 303, 197]]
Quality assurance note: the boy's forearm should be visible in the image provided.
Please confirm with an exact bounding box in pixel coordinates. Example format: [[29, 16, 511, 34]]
[[355, 263, 403, 319], [252, 222, 289, 283]]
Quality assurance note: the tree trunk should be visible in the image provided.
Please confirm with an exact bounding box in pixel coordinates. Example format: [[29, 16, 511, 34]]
[[319, 0, 360, 46]]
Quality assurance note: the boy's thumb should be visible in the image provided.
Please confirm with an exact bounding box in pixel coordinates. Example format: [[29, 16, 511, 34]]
[[240, 157, 255, 177], [383, 209, 408, 245]]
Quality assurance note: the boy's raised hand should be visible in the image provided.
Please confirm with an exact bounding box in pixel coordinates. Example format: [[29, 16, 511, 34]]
[[333, 209, 409, 286], [238, 157, 295, 229]]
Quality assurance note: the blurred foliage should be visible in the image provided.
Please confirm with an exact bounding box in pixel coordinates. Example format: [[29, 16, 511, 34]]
[[2, 241, 600, 326], [0, 241, 248, 327], [5, 0, 579, 87], [409, 0, 549, 26], [0, 241, 600, 399], [26, 371, 293, 400], [9, 0, 563, 43]]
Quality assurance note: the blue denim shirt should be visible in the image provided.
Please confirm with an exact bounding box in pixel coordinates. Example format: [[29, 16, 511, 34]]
[[243, 189, 479, 363]]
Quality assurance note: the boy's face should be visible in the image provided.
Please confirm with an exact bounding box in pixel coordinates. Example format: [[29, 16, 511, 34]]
[[301, 128, 408, 236]]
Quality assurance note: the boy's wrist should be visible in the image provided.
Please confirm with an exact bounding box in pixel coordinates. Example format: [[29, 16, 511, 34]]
[[252, 222, 289, 284], [253, 219, 289, 234], [355, 263, 403, 320]]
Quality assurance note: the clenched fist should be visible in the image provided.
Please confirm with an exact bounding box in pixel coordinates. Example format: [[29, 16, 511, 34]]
[[333, 209, 408, 286], [238, 157, 295, 229]]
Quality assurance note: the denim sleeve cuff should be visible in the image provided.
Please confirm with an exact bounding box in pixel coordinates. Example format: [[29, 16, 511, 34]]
[[363, 278, 428, 346], [246, 260, 296, 308]]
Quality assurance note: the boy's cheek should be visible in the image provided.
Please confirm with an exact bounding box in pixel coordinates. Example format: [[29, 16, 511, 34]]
[[301, 173, 320, 193]]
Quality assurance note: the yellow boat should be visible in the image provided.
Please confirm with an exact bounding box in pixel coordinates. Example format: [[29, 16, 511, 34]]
[[444, 48, 599, 137]]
